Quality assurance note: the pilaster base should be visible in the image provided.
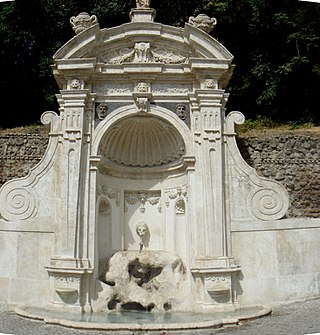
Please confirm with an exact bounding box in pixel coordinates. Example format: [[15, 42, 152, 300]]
[[191, 257, 241, 312], [46, 258, 93, 313]]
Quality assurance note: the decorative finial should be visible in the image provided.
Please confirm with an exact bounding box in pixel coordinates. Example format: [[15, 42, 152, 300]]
[[188, 14, 217, 34], [70, 12, 98, 35], [136, 0, 151, 9]]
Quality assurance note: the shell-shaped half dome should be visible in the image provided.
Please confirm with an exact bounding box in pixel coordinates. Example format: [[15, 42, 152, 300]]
[[99, 115, 185, 168]]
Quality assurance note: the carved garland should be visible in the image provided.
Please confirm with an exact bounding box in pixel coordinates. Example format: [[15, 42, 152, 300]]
[[124, 191, 161, 213]]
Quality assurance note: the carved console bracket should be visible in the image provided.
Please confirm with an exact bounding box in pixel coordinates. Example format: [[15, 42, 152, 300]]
[[133, 92, 152, 113], [133, 82, 152, 113]]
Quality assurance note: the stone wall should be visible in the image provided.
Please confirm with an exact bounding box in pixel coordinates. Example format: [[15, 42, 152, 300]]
[[0, 134, 48, 187], [237, 134, 320, 218], [0, 133, 319, 218]]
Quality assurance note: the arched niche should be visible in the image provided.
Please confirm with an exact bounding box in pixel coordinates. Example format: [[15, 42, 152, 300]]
[[93, 105, 194, 255]]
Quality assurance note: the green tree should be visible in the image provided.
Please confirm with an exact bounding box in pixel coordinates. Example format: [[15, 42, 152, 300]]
[[198, 0, 320, 122], [0, 0, 319, 127]]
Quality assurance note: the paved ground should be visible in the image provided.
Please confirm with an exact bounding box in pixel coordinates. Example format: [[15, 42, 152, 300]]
[[0, 298, 320, 335]]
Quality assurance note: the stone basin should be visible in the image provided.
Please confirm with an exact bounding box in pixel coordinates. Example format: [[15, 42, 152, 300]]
[[16, 306, 271, 331]]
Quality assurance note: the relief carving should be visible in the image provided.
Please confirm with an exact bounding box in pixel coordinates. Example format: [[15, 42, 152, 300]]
[[165, 186, 188, 207], [136, 82, 149, 93], [0, 186, 38, 221], [125, 190, 161, 213], [204, 79, 217, 89], [107, 87, 131, 94], [55, 275, 80, 283], [249, 188, 288, 221], [69, 79, 83, 90], [96, 104, 108, 120], [152, 84, 192, 94], [104, 43, 188, 64], [135, 96, 149, 113], [175, 104, 187, 120]]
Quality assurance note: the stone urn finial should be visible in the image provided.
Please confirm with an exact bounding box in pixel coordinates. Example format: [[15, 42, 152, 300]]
[[136, 0, 151, 9], [70, 12, 98, 35], [188, 14, 217, 34]]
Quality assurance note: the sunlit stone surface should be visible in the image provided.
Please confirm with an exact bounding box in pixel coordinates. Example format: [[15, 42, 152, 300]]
[[0, 0, 319, 325]]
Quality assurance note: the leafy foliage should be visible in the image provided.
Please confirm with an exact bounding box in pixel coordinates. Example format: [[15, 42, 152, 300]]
[[0, 0, 319, 127]]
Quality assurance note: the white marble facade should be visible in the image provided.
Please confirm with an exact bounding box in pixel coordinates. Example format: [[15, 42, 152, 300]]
[[0, 5, 319, 313]]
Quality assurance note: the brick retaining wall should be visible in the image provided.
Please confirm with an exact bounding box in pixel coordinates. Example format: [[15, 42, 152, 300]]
[[0, 133, 319, 218]]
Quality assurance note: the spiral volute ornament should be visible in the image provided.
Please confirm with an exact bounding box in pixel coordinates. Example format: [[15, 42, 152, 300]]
[[41, 111, 58, 125], [0, 186, 38, 221], [225, 111, 245, 133], [249, 188, 288, 221]]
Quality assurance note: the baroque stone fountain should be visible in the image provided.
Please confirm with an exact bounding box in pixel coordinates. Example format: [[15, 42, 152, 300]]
[[2, 0, 319, 332]]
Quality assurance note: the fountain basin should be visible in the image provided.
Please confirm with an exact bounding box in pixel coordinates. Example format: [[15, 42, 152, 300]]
[[16, 306, 271, 331]]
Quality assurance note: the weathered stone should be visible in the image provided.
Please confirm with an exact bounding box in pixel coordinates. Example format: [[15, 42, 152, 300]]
[[0, 2, 319, 320]]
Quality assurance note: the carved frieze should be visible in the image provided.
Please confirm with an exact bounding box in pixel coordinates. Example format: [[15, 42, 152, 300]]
[[103, 42, 188, 64], [124, 190, 161, 213], [54, 275, 80, 283], [93, 84, 133, 95], [152, 84, 192, 94]]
